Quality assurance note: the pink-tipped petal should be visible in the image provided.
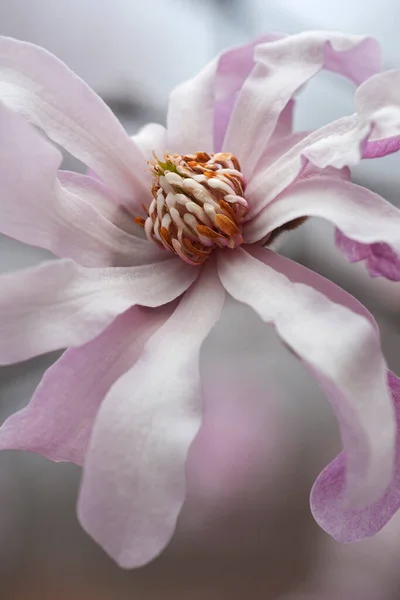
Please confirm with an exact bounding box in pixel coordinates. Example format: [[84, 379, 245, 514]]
[[244, 177, 400, 250], [222, 32, 381, 177], [218, 247, 395, 508], [0, 102, 162, 265], [0, 36, 148, 205], [0, 257, 198, 364], [0, 304, 175, 465], [77, 262, 225, 568], [362, 135, 400, 158], [336, 230, 400, 281], [311, 371, 400, 543]]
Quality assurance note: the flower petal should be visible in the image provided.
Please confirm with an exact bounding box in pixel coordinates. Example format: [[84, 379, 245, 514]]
[[77, 261, 225, 568], [311, 371, 400, 542], [55, 172, 166, 266], [336, 230, 400, 281], [218, 247, 395, 508], [167, 58, 218, 154], [362, 136, 400, 159], [131, 122, 167, 161], [301, 71, 400, 168], [355, 70, 400, 158], [0, 102, 164, 265], [0, 257, 198, 364], [0, 36, 148, 203], [213, 33, 284, 152], [0, 303, 175, 465], [167, 34, 284, 155], [222, 32, 381, 176], [244, 177, 400, 250], [246, 113, 371, 220], [355, 70, 400, 141]]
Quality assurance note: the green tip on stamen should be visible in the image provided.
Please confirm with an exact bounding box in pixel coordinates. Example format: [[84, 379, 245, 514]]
[[157, 159, 180, 176]]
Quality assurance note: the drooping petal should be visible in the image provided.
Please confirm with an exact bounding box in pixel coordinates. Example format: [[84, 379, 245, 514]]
[[244, 178, 400, 251], [0, 101, 164, 264], [77, 261, 225, 568], [311, 371, 400, 543], [336, 230, 400, 281], [0, 36, 148, 204], [240, 248, 400, 541], [0, 257, 198, 365], [0, 303, 175, 465], [222, 32, 381, 177], [218, 247, 395, 508]]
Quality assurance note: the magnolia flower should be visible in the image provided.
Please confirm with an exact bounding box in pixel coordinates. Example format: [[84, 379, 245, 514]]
[[0, 31, 400, 568]]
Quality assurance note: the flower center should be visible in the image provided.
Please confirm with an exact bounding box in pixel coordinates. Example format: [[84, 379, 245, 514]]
[[135, 152, 248, 265]]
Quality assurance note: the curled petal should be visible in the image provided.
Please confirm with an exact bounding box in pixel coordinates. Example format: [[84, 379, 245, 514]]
[[247, 69, 400, 221], [0, 36, 147, 204], [336, 230, 400, 281], [302, 70, 400, 168], [355, 70, 400, 142], [311, 371, 400, 542], [218, 247, 395, 509], [77, 262, 225, 568], [0, 257, 198, 364], [247, 114, 365, 219], [0, 304, 174, 464], [222, 32, 381, 177], [235, 248, 400, 542], [244, 178, 400, 253]]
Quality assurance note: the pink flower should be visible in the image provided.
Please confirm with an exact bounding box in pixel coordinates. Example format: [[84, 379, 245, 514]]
[[0, 31, 400, 568]]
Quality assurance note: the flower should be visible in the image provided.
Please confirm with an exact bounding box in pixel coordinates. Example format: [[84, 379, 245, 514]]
[[0, 31, 400, 568]]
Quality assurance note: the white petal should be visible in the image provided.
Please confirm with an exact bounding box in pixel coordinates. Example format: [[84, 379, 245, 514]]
[[244, 177, 400, 248], [0, 257, 198, 364], [222, 32, 380, 176], [218, 247, 395, 508], [77, 261, 225, 567], [0, 36, 148, 204]]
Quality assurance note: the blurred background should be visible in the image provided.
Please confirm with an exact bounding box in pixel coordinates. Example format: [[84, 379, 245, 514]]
[[1, 1, 400, 598]]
